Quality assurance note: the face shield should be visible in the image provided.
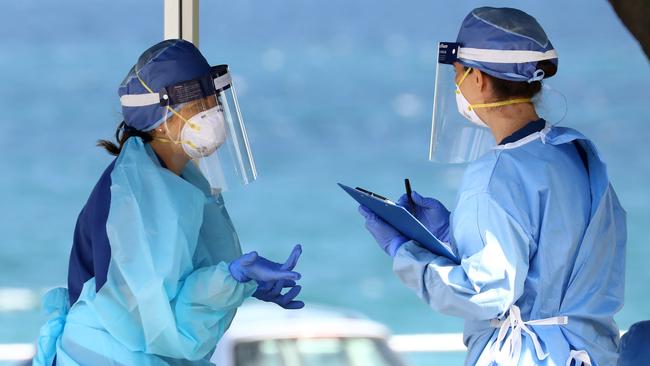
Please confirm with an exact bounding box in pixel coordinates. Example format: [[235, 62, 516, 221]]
[[429, 39, 560, 164], [120, 65, 257, 195], [429, 42, 496, 164]]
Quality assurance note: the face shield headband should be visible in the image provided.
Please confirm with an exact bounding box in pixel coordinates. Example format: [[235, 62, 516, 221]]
[[438, 42, 558, 82], [119, 64, 234, 109]]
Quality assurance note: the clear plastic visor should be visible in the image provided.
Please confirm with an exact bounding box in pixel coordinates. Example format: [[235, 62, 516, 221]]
[[159, 82, 257, 195], [198, 83, 257, 194], [429, 61, 495, 164]]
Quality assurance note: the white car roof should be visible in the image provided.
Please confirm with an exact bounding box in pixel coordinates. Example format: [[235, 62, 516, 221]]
[[222, 302, 392, 341], [211, 303, 399, 365]]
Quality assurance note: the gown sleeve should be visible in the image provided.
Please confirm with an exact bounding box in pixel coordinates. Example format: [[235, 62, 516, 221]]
[[87, 153, 257, 361], [392, 192, 532, 320]]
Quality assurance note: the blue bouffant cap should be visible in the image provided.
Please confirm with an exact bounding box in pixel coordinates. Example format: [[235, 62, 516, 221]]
[[118, 39, 211, 131], [456, 7, 558, 82]]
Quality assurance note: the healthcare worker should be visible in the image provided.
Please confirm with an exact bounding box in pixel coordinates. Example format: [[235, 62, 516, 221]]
[[33, 39, 305, 365], [359, 7, 626, 366]]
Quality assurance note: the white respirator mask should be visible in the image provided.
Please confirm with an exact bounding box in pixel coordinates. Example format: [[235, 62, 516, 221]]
[[180, 106, 227, 159], [455, 86, 489, 128]]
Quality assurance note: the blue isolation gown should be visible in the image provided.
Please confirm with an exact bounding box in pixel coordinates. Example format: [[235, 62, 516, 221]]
[[33, 137, 257, 365], [393, 122, 626, 366]]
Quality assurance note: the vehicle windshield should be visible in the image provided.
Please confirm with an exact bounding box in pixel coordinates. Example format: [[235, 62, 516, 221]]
[[235, 337, 404, 366]]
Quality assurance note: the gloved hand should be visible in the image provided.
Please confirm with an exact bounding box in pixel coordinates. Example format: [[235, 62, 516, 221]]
[[229, 244, 302, 283], [397, 191, 451, 243], [253, 244, 305, 309], [254, 280, 304, 309], [359, 205, 408, 256]]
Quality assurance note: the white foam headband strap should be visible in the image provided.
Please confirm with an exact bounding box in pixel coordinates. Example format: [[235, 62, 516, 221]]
[[213, 73, 232, 91], [120, 72, 233, 107], [458, 47, 558, 64], [119, 92, 160, 107]]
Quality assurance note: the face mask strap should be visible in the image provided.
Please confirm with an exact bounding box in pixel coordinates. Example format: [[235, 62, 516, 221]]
[[153, 136, 199, 150], [165, 106, 201, 131], [454, 67, 533, 111], [456, 67, 473, 89], [469, 98, 532, 111], [153, 115, 198, 152]]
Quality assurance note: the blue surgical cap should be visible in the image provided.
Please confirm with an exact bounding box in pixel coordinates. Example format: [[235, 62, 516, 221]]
[[118, 39, 211, 131], [619, 320, 650, 366], [456, 7, 558, 82]]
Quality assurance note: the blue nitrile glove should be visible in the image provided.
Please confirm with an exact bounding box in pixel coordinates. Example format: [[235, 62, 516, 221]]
[[358, 205, 408, 256], [229, 246, 302, 283], [398, 191, 451, 243], [253, 244, 305, 309], [254, 280, 304, 309]]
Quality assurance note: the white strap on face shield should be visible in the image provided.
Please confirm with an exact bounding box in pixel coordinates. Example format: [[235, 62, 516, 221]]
[[213, 73, 232, 91], [119, 71, 234, 108], [458, 47, 558, 64], [120, 92, 161, 107]]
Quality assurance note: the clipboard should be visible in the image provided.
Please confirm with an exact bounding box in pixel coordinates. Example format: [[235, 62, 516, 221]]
[[339, 183, 459, 263]]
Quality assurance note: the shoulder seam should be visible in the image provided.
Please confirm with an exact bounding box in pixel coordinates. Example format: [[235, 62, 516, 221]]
[[486, 150, 503, 193]]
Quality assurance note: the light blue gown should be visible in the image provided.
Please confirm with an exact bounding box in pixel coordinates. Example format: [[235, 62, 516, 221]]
[[394, 125, 626, 365], [34, 138, 257, 365]]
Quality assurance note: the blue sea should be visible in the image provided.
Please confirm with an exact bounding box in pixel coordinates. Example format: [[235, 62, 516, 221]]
[[1, 1, 648, 365]]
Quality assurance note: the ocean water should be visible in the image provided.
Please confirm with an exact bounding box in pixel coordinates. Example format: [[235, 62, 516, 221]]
[[0, 1, 648, 365]]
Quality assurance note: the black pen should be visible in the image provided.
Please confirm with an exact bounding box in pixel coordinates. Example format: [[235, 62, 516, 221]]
[[405, 178, 415, 214]]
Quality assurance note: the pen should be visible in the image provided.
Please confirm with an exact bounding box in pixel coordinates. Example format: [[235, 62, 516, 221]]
[[405, 178, 415, 214]]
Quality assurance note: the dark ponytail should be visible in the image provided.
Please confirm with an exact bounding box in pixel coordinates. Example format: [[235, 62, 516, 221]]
[[97, 121, 153, 156]]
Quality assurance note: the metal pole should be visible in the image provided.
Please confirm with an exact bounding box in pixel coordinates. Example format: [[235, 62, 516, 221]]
[[163, 0, 180, 40], [164, 0, 199, 46]]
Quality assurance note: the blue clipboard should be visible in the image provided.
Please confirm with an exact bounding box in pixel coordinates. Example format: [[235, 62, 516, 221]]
[[339, 183, 459, 263]]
